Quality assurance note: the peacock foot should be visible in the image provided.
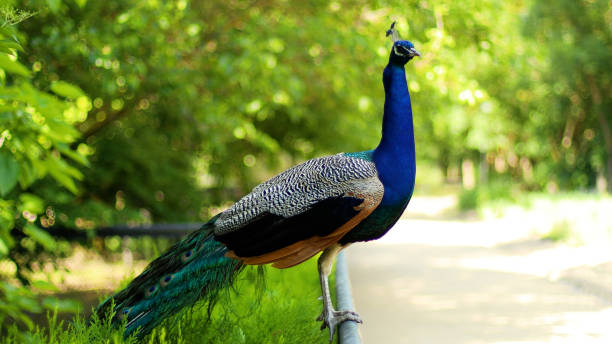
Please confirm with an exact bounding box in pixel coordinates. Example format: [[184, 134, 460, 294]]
[[316, 308, 363, 342]]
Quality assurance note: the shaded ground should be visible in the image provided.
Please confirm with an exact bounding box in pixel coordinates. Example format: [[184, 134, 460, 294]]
[[347, 196, 612, 344], [28, 290, 105, 327], [26, 247, 148, 327]]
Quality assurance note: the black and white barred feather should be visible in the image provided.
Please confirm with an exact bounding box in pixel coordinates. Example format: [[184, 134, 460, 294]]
[[214, 154, 382, 235]]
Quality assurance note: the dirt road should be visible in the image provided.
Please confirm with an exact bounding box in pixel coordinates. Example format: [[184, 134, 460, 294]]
[[347, 212, 612, 343]]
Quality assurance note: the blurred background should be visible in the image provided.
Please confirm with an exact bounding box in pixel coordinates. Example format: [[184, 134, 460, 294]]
[[0, 0, 611, 342]]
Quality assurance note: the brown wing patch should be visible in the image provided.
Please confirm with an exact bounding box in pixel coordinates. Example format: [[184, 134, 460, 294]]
[[226, 191, 381, 269]]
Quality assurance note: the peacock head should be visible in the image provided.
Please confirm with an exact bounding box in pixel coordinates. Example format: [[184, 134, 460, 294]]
[[386, 22, 421, 65]]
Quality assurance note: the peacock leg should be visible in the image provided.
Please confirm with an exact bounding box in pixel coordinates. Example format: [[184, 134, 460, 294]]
[[316, 244, 362, 342]]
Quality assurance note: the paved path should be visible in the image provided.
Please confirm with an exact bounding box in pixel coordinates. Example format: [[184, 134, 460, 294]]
[[346, 219, 612, 344]]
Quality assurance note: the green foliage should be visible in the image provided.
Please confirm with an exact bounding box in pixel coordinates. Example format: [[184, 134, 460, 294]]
[[4, 309, 134, 344], [16, 0, 395, 225], [0, 4, 90, 331], [0, 151, 19, 197], [458, 180, 518, 211], [8, 0, 609, 223], [458, 188, 479, 211], [542, 220, 574, 243], [520, 0, 612, 191], [1, 0, 611, 338], [4, 259, 335, 344]]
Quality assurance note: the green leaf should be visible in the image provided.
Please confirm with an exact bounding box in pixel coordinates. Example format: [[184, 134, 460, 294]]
[[0, 54, 31, 78], [45, 156, 78, 194], [47, 0, 62, 14], [0, 40, 24, 53], [32, 280, 59, 292], [23, 223, 57, 251], [17, 160, 37, 189], [0, 47, 15, 55], [19, 193, 44, 214], [30, 158, 48, 180], [0, 238, 8, 256], [0, 151, 19, 196], [42, 297, 81, 313], [44, 118, 81, 143], [18, 313, 35, 330], [63, 163, 83, 180], [0, 27, 17, 41], [16, 294, 42, 313], [0, 221, 15, 248], [74, 0, 87, 8], [56, 143, 89, 166], [50, 81, 85, 99]]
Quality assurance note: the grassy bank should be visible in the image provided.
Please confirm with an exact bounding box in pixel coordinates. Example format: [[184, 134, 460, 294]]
[[4, 258, 335, 344]]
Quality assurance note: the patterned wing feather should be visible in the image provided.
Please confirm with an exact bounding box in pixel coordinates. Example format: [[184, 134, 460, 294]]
[[214, 154, 383, 268]]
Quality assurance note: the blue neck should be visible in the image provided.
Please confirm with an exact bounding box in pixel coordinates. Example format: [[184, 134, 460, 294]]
[[373, 64, 416, 205]]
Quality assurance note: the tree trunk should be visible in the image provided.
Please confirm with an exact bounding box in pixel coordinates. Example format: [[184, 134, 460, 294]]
[[600, 113, 612, 193], [589, 75, 612, 193]]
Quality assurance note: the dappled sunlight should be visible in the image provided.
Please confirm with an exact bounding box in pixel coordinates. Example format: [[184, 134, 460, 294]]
[[27, 246, 148, 292], [402, 194, 459, 218], [451, 245, 612, 280], [484, 308, 612, 344], [348, 243, 612, 344], [480, 195, 612, 247], [377, 218, 535, 247], [381, 194, 612, 250], [1, 0, 611, 340], [348, 193, 612, 343], [547, 308, 612, 342]]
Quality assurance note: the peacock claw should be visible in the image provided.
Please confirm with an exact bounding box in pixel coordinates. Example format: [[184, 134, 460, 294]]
[[317, 308, 363, 342]]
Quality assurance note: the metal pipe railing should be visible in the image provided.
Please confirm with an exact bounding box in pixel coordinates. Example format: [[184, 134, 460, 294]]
[[44, 223, 204, 239], [336, 251, 362, 344]]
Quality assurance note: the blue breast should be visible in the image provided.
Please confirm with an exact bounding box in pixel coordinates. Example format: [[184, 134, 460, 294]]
[[374, 64, 416, 206]]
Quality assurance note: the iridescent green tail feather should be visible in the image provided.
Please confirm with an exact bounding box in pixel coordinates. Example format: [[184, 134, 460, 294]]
[[96, 218, 243, 337]]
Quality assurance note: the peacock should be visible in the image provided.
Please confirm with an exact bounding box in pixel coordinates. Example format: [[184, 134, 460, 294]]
[[96, 22, 420, 341]]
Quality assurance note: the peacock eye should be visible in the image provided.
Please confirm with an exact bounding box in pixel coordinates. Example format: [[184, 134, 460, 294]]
[[145, 285, 158, 297], [181, 249, 194, 262], [160, 274, 174, 287], [119, 307, 131, 319]]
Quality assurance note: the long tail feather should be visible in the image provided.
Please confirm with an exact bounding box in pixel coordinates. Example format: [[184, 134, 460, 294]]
[[96, 218, 243, 337]]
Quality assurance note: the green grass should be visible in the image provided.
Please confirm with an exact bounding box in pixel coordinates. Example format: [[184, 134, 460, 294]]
[[3, 259, 336, 344], [458, 181, 520, 212], [474, 190, 612, 245], [541, 220, 574, 243]]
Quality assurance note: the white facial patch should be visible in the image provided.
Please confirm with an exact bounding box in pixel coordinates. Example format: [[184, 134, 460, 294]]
[[393, 45, 407, 56]]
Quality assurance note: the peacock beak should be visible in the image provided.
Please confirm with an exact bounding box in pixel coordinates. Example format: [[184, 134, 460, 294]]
[[409, 48, 421, 57]]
